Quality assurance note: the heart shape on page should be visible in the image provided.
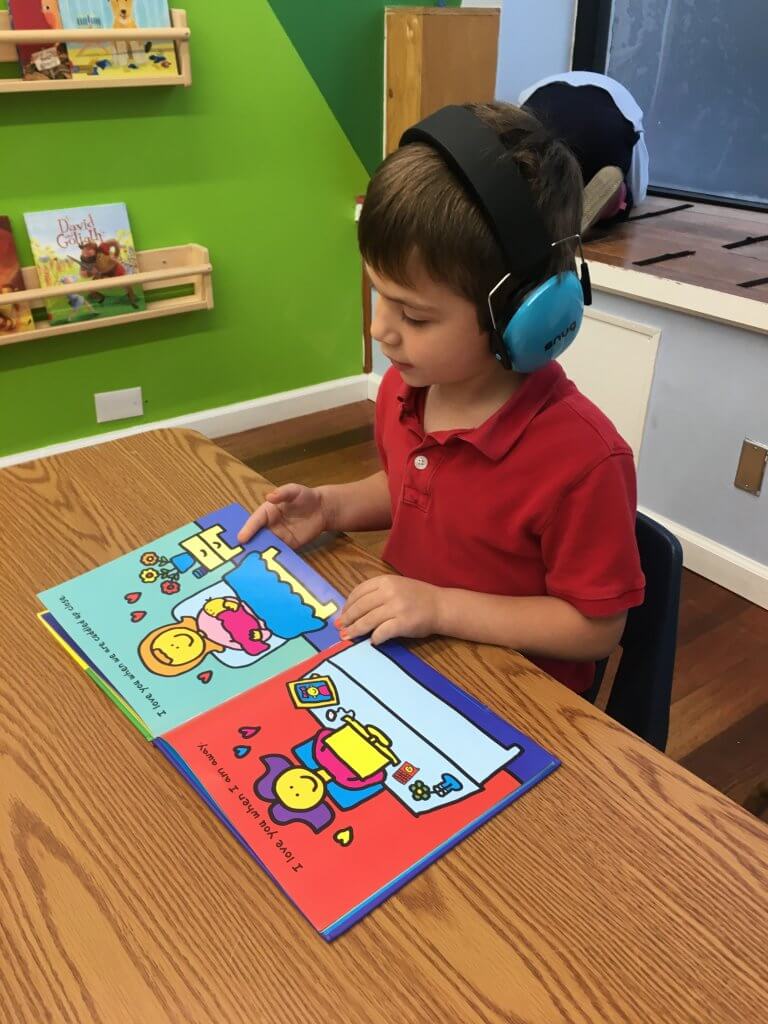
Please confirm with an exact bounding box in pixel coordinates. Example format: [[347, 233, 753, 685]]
[[197, 671, 212, 684], [124, 592, 141, 604], [130, 610, 146, 622], [238, 726, 260, 739], [333, 827, 354, 847]]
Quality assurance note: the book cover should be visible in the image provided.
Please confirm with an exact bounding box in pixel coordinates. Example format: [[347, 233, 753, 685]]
[[23, 203, 145, 326], [38, 503, 559, 939], [8, 0, 73, 81], [58, 0, 179, 79], [0, 216, 34, 335]]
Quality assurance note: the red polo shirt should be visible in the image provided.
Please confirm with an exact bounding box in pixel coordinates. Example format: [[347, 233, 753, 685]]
[[375, 362, 645, 692]]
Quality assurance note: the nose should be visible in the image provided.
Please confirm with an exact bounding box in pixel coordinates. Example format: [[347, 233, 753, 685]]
[[370, 297, 400, 352]]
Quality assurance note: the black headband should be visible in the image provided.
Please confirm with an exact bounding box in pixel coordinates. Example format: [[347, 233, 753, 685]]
[[399, 105, 552, 279]]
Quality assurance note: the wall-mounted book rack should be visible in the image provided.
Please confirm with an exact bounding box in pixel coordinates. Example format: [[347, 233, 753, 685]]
[[1, 243, 213, 346], [0, 7, 191, 91]]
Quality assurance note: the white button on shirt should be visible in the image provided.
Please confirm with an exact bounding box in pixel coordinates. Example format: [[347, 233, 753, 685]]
[[414, 455, 429, 470]]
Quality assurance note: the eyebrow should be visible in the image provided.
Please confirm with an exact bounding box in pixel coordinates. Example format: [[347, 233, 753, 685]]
[[377, 289, 437, 314]]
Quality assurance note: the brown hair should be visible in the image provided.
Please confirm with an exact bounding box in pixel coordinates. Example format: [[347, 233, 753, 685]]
[[358, 102, 583, 328]]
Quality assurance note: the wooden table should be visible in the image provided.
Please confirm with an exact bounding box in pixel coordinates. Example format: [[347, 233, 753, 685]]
[[2, 428, 767, 1024]]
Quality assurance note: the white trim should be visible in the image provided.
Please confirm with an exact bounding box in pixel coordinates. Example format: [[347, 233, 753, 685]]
[[0, 374, 370, 469], [567, 0, 578, 68], [382, 8, 388, 160], [367, 372, 383, 401], [591, 262, 768, 335], [639, 506, 768, 611]]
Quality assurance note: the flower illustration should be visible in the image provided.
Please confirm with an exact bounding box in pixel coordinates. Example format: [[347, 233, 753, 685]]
[[161, 580, 181, 595], [409, 780, 431, 801], [140, 568, 159, 583], [140, 552, 159, 566]]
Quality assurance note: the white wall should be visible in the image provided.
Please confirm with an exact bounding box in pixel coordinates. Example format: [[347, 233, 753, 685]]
[[494, 0, 576, 101], [591, 291, 768, 567]]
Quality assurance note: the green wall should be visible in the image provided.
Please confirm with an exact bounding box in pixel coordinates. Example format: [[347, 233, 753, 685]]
[[0, 0, 368, 456], [267, 0, 459, 175]]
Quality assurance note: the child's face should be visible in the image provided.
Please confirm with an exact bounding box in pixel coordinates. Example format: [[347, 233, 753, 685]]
[[367, 259, 496, 389], [151, 626, 205, 666]]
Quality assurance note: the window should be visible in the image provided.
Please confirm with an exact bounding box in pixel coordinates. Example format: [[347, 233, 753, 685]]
[[574, 0, 768, 208]]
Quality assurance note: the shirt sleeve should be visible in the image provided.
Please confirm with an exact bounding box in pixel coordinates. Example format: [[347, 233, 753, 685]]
[[541, 452, 645, 617]]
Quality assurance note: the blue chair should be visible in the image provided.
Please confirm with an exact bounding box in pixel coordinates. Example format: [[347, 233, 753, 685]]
[[582, 512, 683, 751]]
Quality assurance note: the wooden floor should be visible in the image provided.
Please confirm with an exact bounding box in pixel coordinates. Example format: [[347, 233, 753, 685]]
[[218, 401, 768, 821], [584, 195, 768, 302]]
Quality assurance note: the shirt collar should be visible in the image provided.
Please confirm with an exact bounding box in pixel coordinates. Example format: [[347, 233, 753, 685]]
[[396, 362, 567, 461]]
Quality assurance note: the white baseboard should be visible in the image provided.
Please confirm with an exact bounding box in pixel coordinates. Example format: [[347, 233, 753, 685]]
[[367, 372, 382, 401], [0, 374, 370, 469], [640, 506, 768, 611]]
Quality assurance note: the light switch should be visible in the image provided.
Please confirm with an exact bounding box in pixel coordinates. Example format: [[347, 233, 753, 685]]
[[734, 439, 768, 496]]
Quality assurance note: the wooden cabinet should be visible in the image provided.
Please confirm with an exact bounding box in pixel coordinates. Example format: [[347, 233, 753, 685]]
[[385, 6, 500, 154]]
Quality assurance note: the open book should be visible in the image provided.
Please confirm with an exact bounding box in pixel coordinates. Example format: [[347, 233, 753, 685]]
[[38, 503, 559, 940]]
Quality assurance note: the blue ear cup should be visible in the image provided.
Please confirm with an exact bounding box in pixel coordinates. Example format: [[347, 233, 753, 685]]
[[498, 271, 584, 373]]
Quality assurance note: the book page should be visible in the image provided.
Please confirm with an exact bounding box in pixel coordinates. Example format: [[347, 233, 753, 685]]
[[38, 504, 345, 736], [158, 641, 557, 938]]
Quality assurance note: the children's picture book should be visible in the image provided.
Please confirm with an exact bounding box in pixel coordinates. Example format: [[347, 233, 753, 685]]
[[24, 203, 145, 326], [38, 503, 559, 940], [0, 216, 34, 335], [8, 0, 73, 81], [58, 0, 179, 79]]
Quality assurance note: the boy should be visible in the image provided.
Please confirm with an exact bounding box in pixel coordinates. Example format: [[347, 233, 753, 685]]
[[239, 102, 644, 694]]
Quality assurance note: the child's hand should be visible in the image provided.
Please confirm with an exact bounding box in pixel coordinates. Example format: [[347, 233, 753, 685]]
[[238, 484, 330, 549], [337, 576, 442, 645]]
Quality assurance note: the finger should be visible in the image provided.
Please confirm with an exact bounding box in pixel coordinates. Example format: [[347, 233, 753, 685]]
[[335, 577, 385, 622], [339, 591, 384, 631], [264, 483, 303, 505], [370, 618, 400, 646], [345, 606, 391, 640], [239, 485, 304, 540], [337, 580, 385, 627], [238, 503, 273, 542]]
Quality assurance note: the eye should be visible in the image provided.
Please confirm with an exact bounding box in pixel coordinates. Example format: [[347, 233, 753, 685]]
[[401, 310, 427, 327]]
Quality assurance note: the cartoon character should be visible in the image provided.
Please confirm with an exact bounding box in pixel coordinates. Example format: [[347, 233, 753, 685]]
[[109, 0, 138, 29], [109, 0, 141, 68], [79, 240, 99, 278], [255, 716, 398, 831], [0, 288, 22, 332], [139, 597, 272, 676], [58, 274, 91, 315], [91, 240, 140, 308], [41, 0, 62, 30]]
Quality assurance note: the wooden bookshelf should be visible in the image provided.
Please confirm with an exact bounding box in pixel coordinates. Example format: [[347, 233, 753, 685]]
[[0, 8, 191, 91], [1, 244, 213, 346]]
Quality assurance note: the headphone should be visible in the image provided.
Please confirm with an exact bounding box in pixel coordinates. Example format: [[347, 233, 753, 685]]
[[399, 106, 592, 373]]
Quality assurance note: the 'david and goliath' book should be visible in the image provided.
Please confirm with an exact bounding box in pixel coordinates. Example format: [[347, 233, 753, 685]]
[[24, 203, 145, 326]]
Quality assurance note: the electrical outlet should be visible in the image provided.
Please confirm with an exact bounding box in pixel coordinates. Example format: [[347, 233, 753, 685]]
[[94, 387, 144, 424]]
